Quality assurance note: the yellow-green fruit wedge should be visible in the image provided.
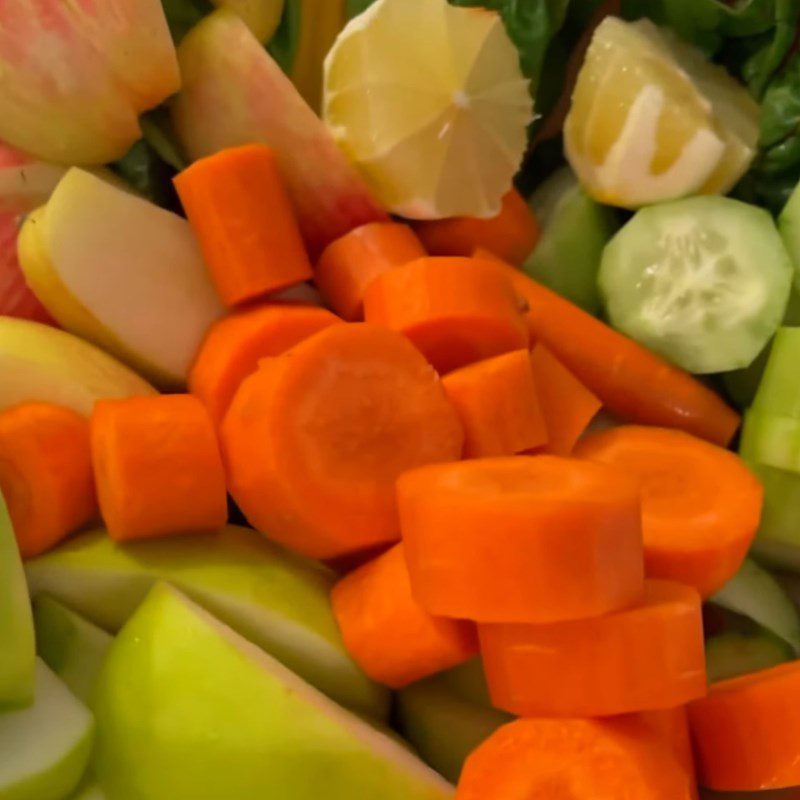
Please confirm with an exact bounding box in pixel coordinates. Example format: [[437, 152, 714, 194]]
[[33, 596, 113, 705], [0, 660, 94, 800], [18, 169, 224, 388], [26, 526, 388, 719], [0, 316, 155, 416], [0, 492, 35, 708], [70, 782, 105, 800], [93, 584, 453, 800]]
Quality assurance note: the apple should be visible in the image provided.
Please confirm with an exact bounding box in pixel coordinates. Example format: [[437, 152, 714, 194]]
[[93, 583, 453, 799], [0, 491, 35, 708], [213, 0, 284, 42], [0, 316, 156, 416], [0, 0, 179, 165], [70, 781, 106, 800], [33, 595, 112, 705], [0, 659, 94, 800], [0, 142, 67, 216], [171, 9, 386, 255], [18, 169, 224, 387], [25, 526, 389, 719]]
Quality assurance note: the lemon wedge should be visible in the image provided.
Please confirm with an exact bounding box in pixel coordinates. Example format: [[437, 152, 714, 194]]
[[323, 0, 534, 220], [565, 17, 759, 209]]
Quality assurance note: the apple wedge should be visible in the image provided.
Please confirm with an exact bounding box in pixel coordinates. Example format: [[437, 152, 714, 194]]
[[213, 0, 284, 41], [25, 526, 389, 719], [70, 781, 106, 800], [0, 0, 179, 165], [0, 492, 35, 708], [0, 317, 156, 416], [19, 169, 224, 387], [33, 596, 112, 705], [0, 659, 94, 800], [171, 9, 386, 255], [93, 583, 453, 799], [0, 142, 67, 216]]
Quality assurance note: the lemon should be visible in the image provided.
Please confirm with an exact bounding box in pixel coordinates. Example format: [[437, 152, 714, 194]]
[[565, 17, 759, 209], [323, 0, 534, 220]]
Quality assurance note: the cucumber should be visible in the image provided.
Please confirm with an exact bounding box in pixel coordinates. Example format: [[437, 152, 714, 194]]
[[751, 326, 800, 418], [705, 631, 791, 683], [740, 409, 800, 474], [434, 658, 493, 709], [710, 558, 800, 655], [600, 196, 793, 374], [523, 167, 618, 315], [778, 177, 800, 288]]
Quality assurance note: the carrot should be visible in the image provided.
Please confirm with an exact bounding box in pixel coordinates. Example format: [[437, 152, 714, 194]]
[[530, 342, 602, 455], [474, 248, 741, 446], [221, 323, 464, 560], [415, 190, 540, 266], [331, 543, 478, 689], [397, 456, 644, 623], [189, 303, 340, 425], [91, 395, 228, 542], [478, 580, 706, 717], [442, 349, 547, 457], [635, 707, 697, 797], [173, 144, 313, 307], [575, 426, 762, 598], [456, 716, 697, 800], [0, 403, 96, 558], [315, 222, 426, 321], [363, 256, 529, 374], [689, 660, 800, 791]]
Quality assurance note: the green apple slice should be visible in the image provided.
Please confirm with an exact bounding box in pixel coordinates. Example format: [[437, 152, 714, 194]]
[[70, 783, 105, 800], [93, 583, 453, 800], [0, 491, 35, 708], [19, 169, 224, 387], [33, 596, 112, 705], [0, 316, 156, 416], [26, 526, 388, 719], [0, 659, 94, 800]]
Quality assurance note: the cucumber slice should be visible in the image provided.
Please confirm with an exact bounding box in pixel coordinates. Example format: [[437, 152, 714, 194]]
[[739, 462, 800, 552], [778, 177, 800, 289], [523, 167, 618, 315], [751, 326, 800, 418], [740, 409, 800, 474], [0, 659, 94, 800], [710, 559, 800, 655], [705, 631, 791, 683], [600, 196, 793, 374]]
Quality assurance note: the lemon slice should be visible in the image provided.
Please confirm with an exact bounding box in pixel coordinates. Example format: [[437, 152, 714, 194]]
[[323, 0, 534, 220], [565, 17, 759, 209]]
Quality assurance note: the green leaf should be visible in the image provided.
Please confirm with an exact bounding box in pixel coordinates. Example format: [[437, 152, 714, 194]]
[[161, 0, 214, 42], [111, 140, 181, 212]]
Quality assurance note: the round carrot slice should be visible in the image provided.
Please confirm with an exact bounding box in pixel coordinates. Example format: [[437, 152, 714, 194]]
[[397, 456, 644, 623], [574, 426, 763, 597], [457, 717, 697, 800], [189, 303, 340, 425], [479, 579, 706, 717], [363, 256, 529, 374], [221, 323, 465, 560], [689, 660, 800, 791]]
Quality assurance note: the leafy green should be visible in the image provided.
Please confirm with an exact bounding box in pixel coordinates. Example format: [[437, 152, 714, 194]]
[[160, 0, 214, 42], [111, 140, 181, 212], [267, 0, 303, 73]]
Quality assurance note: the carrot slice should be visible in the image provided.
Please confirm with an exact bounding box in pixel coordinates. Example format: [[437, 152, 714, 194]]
[[457, 716, 697, 800], [575, 426, 762, 597], [530, 342, 602, 455], [479, 580, 706, 717], [415, 190, 540, 266], [442, 349, 547, 457], [689, 660, 800, 791], [363, 256, 529, 374], [315, 222, 426, 321], [331, 543, 478, 689], [189, 303, 340, 425], [221, 323, 464, 560], [474, 248, 740, 446], [635, 707, 697, 797], [91, 395, 228, 542], [174, 144, 313, 307], [397, 456, 644, 623], [0, 403, 96, 558]]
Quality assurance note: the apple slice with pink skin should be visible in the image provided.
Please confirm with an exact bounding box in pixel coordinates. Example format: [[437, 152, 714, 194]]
[[0, 0, 180, 165], [171, 9, 387, 255], [0, 142, 67, 216]]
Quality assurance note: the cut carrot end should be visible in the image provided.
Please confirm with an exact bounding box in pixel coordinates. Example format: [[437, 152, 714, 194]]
[[416, 190, 540, 266], [174, 144, 313, 307], [189, 303, 341, 425], [397, 455, 644, 623], [0, 402, 96, 558], [91, 395, 228, 542], [315, 222, 426, 321], [363, 256, 529, 374], [331, 544, 478, 689], [633, 707, 697, 798]]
